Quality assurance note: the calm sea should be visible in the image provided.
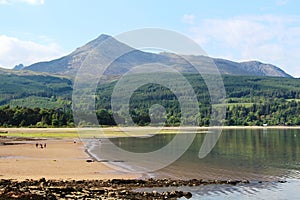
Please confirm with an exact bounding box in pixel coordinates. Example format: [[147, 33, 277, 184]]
[[86, 128, 300, 199]]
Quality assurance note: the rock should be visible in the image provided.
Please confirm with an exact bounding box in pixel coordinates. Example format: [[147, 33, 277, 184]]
[[108, 191, 115, 197], [119, 190, 127, 195], [242, 180, 250, 184], [183, 191, 193, 199], [278, 180, 287, 183], [169, 190, 177, 197], [39, 178, 46, 183], [152, 190, 158, 196], [0, 178, 261, 199]]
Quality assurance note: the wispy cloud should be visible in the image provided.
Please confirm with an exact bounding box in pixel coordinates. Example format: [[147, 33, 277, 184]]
[[182, 14, 196, 25], [276, 0, 289, 6], [0, 0, 44, 5], [186, 15, 300, 77], [0, 35, 63, 69]]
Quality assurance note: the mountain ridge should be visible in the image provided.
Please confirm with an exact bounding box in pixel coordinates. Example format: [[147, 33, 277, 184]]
[[15, 34, 292, 78]]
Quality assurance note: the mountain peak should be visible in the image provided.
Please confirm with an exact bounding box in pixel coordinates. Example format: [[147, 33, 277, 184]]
[[72, 34, 113, 54], [13, 63, 25, 70], [18, 35, 292, 78], [96, 34, 112, 41]]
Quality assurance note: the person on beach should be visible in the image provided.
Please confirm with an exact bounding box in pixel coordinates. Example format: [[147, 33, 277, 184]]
[[40, 144, 43, 149], [35, 143, 39, 148], [44, 143, 46, 148]]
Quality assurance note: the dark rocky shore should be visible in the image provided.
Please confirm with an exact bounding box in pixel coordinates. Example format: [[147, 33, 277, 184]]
[[0, 178, 286, 199]]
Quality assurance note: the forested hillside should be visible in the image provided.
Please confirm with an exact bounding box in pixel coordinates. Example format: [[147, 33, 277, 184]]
[[95, 75, 300, 126], [0, 73, 72, 107], [1, 74, 300, 127]]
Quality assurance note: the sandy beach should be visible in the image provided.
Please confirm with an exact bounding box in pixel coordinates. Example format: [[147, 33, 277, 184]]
[[0, 138, 139, 181], [1, 126, 299, 181], [0, 127, 296, 199]]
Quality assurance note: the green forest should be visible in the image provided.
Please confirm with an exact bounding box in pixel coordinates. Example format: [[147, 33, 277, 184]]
[[1, 73, 300, 127]]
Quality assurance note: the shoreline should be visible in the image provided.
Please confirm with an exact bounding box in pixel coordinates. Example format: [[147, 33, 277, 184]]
[[1, 125, 300, 137], [1, 178, 281, 199], [0, 126, 299, 181], [2, 125, 300, 132], [0, 138, 140, 181]]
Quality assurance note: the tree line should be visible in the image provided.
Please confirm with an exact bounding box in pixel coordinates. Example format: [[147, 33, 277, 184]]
[[1, 99, 300, 127]]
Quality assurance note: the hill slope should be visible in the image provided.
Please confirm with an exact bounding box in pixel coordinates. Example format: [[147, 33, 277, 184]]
[[0, 68, 72, 107]]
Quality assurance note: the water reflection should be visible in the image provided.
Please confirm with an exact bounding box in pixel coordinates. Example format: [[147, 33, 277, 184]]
[[96, 129, 300, 180], [150, 129, 300, 180], [89, 128, 300, 197]]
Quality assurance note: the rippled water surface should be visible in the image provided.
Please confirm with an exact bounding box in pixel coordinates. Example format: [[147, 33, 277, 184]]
[[88, 128, 300, 199]]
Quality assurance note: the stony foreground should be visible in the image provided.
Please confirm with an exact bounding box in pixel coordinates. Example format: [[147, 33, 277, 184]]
[[0, 178, 286, 199]]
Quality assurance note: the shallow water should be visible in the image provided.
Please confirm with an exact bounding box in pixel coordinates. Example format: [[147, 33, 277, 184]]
[[87, 128, 300, 199]]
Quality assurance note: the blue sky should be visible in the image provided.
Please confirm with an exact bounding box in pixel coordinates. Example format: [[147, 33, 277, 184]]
[[0, 0, 299, 76]]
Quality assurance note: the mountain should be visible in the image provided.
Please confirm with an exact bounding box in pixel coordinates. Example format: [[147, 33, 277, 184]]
[[15, 35, 118, 74], [13, 64, 24, 70], [16, 34, 292, 78], [159, 53, 291, 77], [18, 34, 169, 76], [213, 58, 290, 77]]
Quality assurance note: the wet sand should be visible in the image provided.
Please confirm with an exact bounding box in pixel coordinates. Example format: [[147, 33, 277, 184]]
[[0, 139, 139, 180]]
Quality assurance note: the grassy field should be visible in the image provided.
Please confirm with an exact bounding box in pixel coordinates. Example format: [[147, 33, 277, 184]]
[[8, 96, 69, 109], [0, 128, 78, 138], [0, 127, 209, 139]]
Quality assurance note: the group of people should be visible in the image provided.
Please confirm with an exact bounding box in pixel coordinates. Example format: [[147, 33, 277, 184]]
[[35, 143, 46, 149]]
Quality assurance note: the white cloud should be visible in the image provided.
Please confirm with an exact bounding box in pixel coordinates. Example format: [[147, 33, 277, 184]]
[[21, 0, 44, 5], [0, 35, 64, 69], [187, 15, 300, 77], [0, 0, 8, 4], [0, 0, 44, 5], [182, 14, 196, 25]]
